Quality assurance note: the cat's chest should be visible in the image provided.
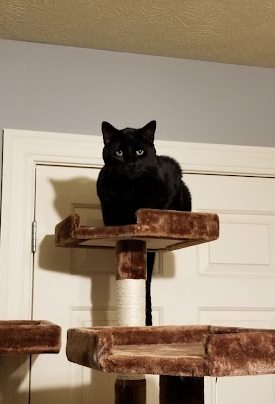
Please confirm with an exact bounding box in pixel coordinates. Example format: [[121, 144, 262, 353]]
[[108, 171, 162, 199], [118, 176, 153, 197]]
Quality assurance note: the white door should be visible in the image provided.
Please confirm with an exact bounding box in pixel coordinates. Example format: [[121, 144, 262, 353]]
[[31, 164, 275, 404]]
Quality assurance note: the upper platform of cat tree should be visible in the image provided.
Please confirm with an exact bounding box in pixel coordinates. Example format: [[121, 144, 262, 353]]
[[55, 209, 219, 250]]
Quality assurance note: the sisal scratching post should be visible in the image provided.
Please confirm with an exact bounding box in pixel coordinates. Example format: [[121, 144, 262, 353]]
[[115, 240, 147, 404]]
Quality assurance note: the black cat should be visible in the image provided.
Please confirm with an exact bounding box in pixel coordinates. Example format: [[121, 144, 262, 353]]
[[96, 120, 192, 325]]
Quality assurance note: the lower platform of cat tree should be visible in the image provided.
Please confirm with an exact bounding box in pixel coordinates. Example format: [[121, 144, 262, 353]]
[[66, 325, 275, 377], [0, 320, 61, 354]]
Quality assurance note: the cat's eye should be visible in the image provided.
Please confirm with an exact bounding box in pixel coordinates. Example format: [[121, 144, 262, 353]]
[[115, 150, 123, 157], [136, 149, 144, 156]]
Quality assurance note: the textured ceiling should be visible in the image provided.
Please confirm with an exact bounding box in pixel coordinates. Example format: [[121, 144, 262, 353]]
[[0, 0, 275, 67]]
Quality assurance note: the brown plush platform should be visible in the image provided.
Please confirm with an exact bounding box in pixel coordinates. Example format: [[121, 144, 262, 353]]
[[55, 209, 219, 251], [0, 320, 61, 354], [66, 325, 275, 377]]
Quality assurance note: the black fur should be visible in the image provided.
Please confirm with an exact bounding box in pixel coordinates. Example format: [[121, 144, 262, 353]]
[[97, 121, 192, 325]]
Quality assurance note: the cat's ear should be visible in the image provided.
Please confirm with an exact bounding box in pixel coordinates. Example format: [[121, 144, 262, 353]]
[[102, 121, 118, 145], [141, 120, 156, 143]]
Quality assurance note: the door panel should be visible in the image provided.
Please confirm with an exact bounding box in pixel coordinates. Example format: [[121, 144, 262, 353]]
[[32, 165, 116, 404], [32, 166, 275, 403], [32, 164, 160, 404]]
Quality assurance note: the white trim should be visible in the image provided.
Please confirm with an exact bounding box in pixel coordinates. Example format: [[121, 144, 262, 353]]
[[1, 128, 275, 321], [3, 128, 275, 175]]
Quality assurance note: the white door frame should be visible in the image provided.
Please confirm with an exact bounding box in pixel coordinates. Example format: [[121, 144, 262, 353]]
[[2, 128, 275, 321]]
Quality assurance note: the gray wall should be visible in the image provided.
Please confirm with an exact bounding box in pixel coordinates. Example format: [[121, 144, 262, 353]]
[[1, 39, 275, 147]]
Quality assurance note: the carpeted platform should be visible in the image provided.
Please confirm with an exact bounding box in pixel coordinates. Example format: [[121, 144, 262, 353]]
[[0, 320, 61, 354], [66, 325, 275, 377], [55, 209, 219, 250]]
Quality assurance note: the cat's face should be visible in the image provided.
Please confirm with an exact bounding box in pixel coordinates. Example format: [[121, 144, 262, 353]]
[[101, 121, 157, 172]]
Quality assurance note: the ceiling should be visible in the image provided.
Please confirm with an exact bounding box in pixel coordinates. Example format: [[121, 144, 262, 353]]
[[0, 0, 275, 68]]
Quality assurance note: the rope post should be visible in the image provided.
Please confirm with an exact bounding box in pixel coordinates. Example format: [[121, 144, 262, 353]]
[[115, 240, 147, 404]]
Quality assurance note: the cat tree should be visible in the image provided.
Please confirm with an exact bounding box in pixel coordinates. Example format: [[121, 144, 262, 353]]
[[55, 208, 275, 404]]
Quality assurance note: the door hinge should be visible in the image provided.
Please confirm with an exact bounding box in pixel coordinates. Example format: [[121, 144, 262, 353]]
[[32, 220, 37, 253]]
